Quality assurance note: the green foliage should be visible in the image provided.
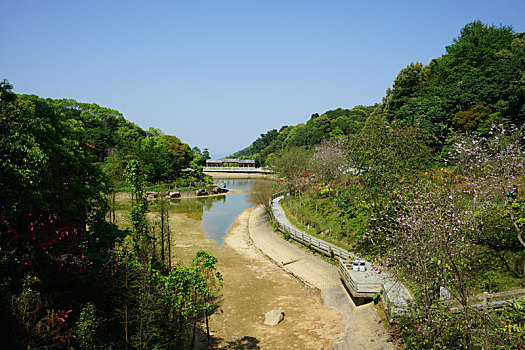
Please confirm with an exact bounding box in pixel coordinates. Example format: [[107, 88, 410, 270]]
[[15, 93, 204, 186], [138, 135, 192, 182], [477, 206, 525, 251], [75, 303, 99, 350], [1, 91, 109, 228], [42, 97, 146, 161], [454, 103, 496, 132], [384, 21, 524, 135], [0, 80, 223, 349], [498, 299, 525, 344], [269, 146, 312, 194], [125, 160, 150, 252], [347, 123, 432, 191], [231, 106, 375, 166]]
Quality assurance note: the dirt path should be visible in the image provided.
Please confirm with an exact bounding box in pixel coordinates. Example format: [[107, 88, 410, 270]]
[[240, 206, 394, 350], [160, 208, 344, 349], [114, 198, 392, 349]]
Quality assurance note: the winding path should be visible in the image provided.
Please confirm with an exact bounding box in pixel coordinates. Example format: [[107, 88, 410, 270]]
[[247, 206, 394, 350]]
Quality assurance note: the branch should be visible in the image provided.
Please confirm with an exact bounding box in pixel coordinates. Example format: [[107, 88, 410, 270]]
[[508, 205, 525, 249]]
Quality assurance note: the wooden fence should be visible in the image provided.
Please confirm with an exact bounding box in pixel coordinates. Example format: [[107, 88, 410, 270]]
[[448, 288, 525, 311], [266, 194, 525, 317], [268, 193, 353, 261]]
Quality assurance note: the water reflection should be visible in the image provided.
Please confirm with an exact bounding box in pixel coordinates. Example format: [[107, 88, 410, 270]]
[[170, 195, 226, 221], [171, 178, 265, 247]]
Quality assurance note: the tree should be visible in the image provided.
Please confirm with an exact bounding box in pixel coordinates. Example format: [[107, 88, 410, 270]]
[[202, 148, 210, 161], [269, 147, 312, 195], [136, 135, 192, 182], [309, 138, 348, 187], [346, 123, 432, 192], [380, 125, 525, 348], [125, 160, 150, 253], [0, 81, 122, 348], [192, 250, 223, 349], [448, 125, 525, 249], [146, 127, 164, 138], [453, 104, 494, 132], [382, 21, 524, 135], [385, 62, 426, 120]]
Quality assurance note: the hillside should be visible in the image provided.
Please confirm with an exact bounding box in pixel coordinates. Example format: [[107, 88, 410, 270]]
[[235, 21, 524, 166], [231, 105, 376, 166]]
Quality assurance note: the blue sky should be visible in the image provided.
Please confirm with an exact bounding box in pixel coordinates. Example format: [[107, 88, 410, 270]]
[[2, 0, 524, 157]]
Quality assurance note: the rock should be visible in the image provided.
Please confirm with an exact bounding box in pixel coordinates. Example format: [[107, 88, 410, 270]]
[[145, 191, 158, 199], [168, 191, 180, 198], [264, 309, 284, 326], [195, 188, 207, 196]]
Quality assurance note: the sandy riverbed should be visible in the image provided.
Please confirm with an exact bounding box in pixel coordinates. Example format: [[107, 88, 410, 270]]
[[113, 194, 390, 349], [226, 206, 394, 350]]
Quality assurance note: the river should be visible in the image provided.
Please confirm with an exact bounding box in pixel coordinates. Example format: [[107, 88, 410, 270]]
[[200, 178, 256, 247], [170, 178, 261, 247], [113, 176, 346, 348]]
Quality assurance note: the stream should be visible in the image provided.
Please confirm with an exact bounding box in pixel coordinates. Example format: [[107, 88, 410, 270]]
[[171, 178, 260, 247]]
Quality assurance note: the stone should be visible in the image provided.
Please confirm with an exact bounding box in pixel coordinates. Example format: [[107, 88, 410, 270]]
[[145, 191, 158, 199], [264, 309, 284, 326], [168, 191, 180, 199], [195, 188, 207, 196]]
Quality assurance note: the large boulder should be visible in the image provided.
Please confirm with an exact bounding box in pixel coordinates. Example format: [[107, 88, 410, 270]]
[[264, 309, 284, 326]]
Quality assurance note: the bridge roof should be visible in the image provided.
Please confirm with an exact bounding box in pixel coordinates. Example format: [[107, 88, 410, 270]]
[[206, 158, 255, 164]]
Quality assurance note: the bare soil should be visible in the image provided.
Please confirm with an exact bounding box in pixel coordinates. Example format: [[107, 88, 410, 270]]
[[113, 204, 345, 349]]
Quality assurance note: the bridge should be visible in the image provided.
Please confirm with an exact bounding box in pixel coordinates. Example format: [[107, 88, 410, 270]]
[[203, 166, 273, 174], [204, 158, 273, 173]]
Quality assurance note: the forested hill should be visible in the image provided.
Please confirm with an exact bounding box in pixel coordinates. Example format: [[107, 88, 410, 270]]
[[235, 21, 525, 166], [15, 94, 210, 185], [231, 105, 376, 165], [18, 95, 148, 162]]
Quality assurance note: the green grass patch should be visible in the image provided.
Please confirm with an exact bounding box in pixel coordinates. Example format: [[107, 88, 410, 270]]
[[280, 196, 354, 252]]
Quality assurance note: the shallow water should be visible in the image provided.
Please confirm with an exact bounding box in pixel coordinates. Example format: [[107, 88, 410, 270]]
[[172, 178, 259, 247]]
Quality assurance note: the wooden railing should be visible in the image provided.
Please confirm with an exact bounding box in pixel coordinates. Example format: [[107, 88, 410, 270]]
[[268, 194, 413, 319], [268, 194, 354, 261], [267, 193, 525, 316], [448, 289, 525, 311]]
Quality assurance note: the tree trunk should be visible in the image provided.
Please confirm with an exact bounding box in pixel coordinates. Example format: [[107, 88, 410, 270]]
[[205, 306, 210, 349], [125, 255, 129, 349]]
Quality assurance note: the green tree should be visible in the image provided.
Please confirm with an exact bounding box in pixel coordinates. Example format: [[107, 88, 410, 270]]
[[125, 160, 150, 253], [192, 250, 223, 349], [385, 62, 427, 120]]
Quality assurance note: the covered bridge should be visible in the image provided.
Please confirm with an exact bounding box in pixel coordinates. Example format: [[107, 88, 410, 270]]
[[205, 158, 255, 168]]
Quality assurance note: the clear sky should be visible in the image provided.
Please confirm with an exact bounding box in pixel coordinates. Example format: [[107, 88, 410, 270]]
[[2, 0, 524, 158]]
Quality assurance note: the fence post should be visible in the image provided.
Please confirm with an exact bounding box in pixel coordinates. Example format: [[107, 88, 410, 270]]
[[482, 292, 488, 313]]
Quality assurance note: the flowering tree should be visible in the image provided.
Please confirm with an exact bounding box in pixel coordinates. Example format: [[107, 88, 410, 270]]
[[385, 172, 481, 347], [449, 125, 525, 248], [309, 138, 348, 187], [383, 125, 525, 348]]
